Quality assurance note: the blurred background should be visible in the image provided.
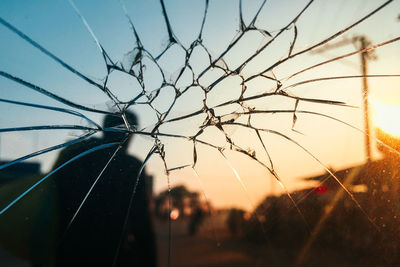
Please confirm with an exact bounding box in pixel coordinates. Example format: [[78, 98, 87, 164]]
[[0, 0, 399, 266]]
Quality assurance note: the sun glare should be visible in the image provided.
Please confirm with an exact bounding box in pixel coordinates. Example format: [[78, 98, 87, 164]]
[[372, 100, 400, 138]]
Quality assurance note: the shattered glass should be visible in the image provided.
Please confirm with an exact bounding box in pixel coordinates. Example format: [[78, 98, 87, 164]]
[[0, 0, 400, 266]]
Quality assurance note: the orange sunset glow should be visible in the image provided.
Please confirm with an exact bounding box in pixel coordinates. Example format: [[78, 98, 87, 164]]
[[1, 0, 400, 266], [372, 99, 400, 138]]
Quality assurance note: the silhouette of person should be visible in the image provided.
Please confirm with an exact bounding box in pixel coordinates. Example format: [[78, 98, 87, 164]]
[[51, 112, 157, 267], [188, 206, 204, 236]]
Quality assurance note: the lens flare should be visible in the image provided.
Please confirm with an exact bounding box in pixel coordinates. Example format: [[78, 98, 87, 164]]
[[372, 100, 400, 138]]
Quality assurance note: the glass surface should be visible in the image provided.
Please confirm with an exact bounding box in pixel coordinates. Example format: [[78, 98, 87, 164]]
[[0, 0, 400, 266]]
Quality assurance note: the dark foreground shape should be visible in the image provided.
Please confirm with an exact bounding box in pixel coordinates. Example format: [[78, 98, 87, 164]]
[[50, 113, 157, 267]]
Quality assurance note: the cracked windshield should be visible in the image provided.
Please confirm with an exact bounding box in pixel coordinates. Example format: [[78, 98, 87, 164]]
[[0, 0, 400, 266]]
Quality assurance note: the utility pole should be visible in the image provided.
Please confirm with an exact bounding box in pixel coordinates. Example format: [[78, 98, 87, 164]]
[[353, 35, 376, 162], [358, 36, 372, 162], [311, 35, 375, 162]]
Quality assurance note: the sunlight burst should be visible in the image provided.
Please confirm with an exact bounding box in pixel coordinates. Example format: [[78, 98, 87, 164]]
[[372, 100, 400, 138]]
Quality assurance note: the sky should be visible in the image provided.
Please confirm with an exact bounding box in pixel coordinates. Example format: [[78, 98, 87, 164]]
[[0, 0, 399, 210]]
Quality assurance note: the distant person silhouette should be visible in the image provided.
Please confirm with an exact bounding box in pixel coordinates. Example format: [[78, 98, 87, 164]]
[[51, 112, 157, 267]]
